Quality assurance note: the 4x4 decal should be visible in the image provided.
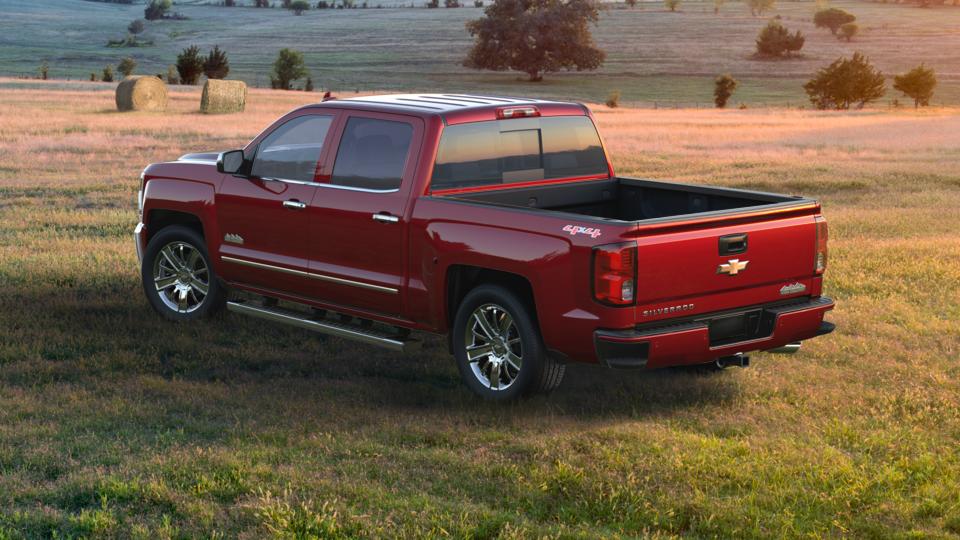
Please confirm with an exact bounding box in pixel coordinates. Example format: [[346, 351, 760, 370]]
[[562, 225, 602, 239]]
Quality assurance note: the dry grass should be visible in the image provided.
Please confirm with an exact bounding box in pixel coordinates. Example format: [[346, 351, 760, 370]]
[[0, 81, 958, 539]]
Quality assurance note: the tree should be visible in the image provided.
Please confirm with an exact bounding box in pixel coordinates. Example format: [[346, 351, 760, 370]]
[[176, 45, 205, 85], [838, 22, 858, 42], [39, 61, 49, 80], [290, 0, 311, 12], [224, 0, 236, 5], [747, 0, 774, 16], [893, 64, 937, 108], [464, 0, 605, 82], [445, 0, 461, 6], [128, 19, 145, 35], [625, 0, 637, 6], [813, 8, 855, 35], [144, 0, 172, 20], [755, 20, 804, 58], [254, 0, 271, 6], [803, 52, 885, 110], [714, 74, 738, 108], [102, 65, 115, 83], [118, 56, 137, 77], [204, 45, 230, 79], [305, 77, 315, 91], [664, 0, 680, 10], [271, 48, 309, 90]]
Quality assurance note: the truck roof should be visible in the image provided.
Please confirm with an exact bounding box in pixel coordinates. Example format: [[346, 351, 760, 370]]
[[312, 94, 588, 125]]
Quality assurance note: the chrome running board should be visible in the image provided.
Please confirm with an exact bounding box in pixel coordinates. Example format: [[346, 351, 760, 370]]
[[227, 300, 420, 353]]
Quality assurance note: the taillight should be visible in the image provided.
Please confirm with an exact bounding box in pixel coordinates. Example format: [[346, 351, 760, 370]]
[[496, 106, 540, 119], [814, 215, 828, 274], [593, 242, 637, 306]]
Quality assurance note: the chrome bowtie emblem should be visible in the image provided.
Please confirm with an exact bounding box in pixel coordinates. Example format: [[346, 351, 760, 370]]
[[717, 259, 749, 276]]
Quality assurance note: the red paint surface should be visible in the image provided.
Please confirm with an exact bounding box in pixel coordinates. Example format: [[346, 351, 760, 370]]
[[137, 96, 834, 366]]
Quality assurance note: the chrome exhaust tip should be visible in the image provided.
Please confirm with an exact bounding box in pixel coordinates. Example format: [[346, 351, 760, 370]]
[[715, 353, 750, 369], [767, 342, 802, 354]]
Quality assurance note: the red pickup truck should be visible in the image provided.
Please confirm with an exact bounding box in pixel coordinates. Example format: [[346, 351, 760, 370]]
[[135, 94, 834, 399]]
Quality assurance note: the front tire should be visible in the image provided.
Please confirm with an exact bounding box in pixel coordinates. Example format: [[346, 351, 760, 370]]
[[141, 225, 225, 321], [452, 284, 565, 400]]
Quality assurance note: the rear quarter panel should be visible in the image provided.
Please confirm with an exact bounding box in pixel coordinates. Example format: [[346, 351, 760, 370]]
[[407, 197, 637, 361]]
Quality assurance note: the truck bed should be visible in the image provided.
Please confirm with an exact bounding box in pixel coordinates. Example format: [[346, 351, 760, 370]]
[[443, 177, 808, 224]]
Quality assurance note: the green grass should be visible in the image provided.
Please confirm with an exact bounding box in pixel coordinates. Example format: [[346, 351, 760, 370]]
[[1, 86, 959, 538], [1, 0, 959, 105]]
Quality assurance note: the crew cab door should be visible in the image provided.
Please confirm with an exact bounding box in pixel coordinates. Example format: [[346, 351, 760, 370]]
[[306, 111, 423, 317], [215, 112, 337, 297]]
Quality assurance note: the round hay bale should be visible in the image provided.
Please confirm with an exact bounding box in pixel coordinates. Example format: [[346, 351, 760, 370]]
[[200, 79, 247, 114], [115, 76, 168, 112]]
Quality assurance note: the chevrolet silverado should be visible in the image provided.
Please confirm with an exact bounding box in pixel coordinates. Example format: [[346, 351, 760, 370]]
[[135, 94, 835, 400]]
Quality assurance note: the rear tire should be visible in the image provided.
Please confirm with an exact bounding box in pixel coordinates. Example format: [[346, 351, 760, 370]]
[[452, 284, 565, 400], [141, 225, 226, 321]]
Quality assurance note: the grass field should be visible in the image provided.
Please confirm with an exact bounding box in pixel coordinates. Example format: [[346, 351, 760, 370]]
[[0, 81, 958, 538], [1, 0, 959, 105]]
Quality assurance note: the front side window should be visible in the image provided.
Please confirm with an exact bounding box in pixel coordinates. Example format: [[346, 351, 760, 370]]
[[251, 115, 333, 182], [330, 117, 414, 191], [431, 116, 608, 190]]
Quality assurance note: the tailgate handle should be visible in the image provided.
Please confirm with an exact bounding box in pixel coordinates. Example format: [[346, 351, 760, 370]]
[[719, 233, 748, 255]]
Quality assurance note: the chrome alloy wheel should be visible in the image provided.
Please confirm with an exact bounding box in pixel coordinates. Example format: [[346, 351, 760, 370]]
[[464, 303, 523, 391], [152, 241, 209, 314]]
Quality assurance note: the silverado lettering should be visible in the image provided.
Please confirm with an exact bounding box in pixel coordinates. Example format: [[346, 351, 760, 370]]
[[134, 94, 835, 400]]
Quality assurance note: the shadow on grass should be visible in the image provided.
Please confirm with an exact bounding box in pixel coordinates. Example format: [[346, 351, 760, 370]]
[[0, 282, 741, 424]]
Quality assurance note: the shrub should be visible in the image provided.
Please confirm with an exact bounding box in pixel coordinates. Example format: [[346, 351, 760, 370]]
[[747, 0, 775, 16], [626, 0, 637, 5], [665, 0, 680, 10], [166, 65, 179, 84], [893, 63, 937, 108], [290, 0, 310, 12], [39, 61, 49, 80], [90, 72, 98, 82], [426, 0, 439, 7], [813, 8, 855, 35], [713, 0, 725, 13], [118, 56, 137, 77], [176, 45, 205, 85], [804, 52, 885, 110], [445, 0, 461, 6], [474, 0, 483, 6], [755, 20, 804, 58], [128, 19, 145, 35], [305, 77, 315, 91], [714, 74, 738, 108], [317, 0, 330, 6], [255, 0, 270, 6], [144, 0, 172, 20], [839, 22, 858, 41], [271, 48, 308, 90], [224, 0, 236, 5], [204, 45, 230, 79], [102, 65, 115, 82], [605, 90, 620, 108]]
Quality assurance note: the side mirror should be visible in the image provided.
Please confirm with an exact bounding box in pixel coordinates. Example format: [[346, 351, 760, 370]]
[[217, 150, 245, 175]]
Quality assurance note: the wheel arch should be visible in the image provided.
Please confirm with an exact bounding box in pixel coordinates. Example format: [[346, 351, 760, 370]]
[[445, 265, 539, 332]]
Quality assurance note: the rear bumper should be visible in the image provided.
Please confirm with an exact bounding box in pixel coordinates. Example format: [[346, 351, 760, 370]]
[[594, 297, 835, 369]]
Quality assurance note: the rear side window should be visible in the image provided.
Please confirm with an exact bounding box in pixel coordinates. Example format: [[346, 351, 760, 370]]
[[251, 115, 333, 182], [331, 117, 414, 191], [431, 116, 608, 190]]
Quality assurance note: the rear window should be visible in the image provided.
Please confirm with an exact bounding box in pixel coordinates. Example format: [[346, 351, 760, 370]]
[[431, 116, 608, 190]]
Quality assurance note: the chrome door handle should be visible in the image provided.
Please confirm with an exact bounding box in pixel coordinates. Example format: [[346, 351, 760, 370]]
[[372, 213, 399, 224], [283, 200, 306, 210]]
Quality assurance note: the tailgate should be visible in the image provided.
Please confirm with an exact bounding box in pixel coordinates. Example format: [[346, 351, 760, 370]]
[[630, 214, 817, 317]]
